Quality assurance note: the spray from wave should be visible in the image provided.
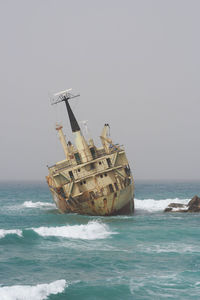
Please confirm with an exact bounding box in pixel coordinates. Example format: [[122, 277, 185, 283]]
[[23, 201, 55, 208], [135, 198, 189, 212], [0, 279, 67, 300], [0, 229, 22, 239], [32, 221, 115, 240]]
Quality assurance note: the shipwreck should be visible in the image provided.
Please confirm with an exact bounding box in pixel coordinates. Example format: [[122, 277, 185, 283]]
[[46, 89, 134, 215]]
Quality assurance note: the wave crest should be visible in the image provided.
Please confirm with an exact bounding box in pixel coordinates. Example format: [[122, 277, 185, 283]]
[[23, 201, 55, 208], [32, 221, 115, 240], [0, 279, 67, 300], [135, 198, 189, 212], [0, 229, 22, 239]]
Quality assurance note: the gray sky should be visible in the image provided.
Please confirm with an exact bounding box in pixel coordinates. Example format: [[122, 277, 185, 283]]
[[0, 0, 200, 181]]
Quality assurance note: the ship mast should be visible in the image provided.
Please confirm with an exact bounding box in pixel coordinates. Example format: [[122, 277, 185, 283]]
[[51, 89, 92, 163]]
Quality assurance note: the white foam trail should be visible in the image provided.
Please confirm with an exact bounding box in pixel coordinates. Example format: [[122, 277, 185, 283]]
[[0, 229, 22, 239], [170, 205, 188, 212], [0, 279, 67, 300], [23, 201, 55, 208], [143, 243, 200, 254], [135, 198, 189, 212], [32, 221, 115, 240]]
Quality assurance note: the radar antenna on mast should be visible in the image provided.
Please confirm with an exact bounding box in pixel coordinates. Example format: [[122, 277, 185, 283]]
[[50, 88, 81, 133], [50, 88, 80, 106]]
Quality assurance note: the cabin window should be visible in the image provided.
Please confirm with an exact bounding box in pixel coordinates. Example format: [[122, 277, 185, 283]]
[[114, 182, 119, 191], [90, 163, 95, 170], [106, 158, 112, 168], [90, 147, 97, 159], [74, 152, 82, 165], [109, 184, 114, 193], [57, 187, 65, 198], [69, 171, 74, 179], [125, 165, 131, 176]]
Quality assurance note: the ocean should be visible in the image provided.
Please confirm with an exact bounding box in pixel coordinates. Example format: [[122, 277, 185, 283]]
[[0, 180, 200, 300]]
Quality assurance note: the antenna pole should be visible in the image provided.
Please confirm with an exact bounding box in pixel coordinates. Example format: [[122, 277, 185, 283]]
[[51, 89, 80, 132], [64, 97, 80, 132]]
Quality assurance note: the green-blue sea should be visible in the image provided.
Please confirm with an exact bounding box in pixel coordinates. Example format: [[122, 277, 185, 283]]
[[0, 181, 200, 300]]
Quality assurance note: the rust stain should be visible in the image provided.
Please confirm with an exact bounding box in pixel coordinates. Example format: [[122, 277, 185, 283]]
[[103, 198, 109, 214], [110, 192, 117, 213], [88, 200, 97, 215]]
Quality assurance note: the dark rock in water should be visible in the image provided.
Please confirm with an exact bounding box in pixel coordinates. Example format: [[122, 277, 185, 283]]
[[187, 195, 200, 212], [164, 203, 187, 212], [164, 195, 200, 212], [164, 205, 188, 212], [164, 207, 173, 212], [168, 203, 186, 208]]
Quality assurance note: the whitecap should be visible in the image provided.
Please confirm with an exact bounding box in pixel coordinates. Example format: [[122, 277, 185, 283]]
[[170, 205, 188, 212], [23, 201, 55, 209], [0, 279, 67, 300], [0, 229, 22, 239], [32, 221, 115, 240], [135, 198, 189, 212], [142, 243, 200, 254]]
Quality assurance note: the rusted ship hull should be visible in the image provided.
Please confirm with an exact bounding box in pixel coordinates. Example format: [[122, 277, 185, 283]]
[[46, 89, 135, 216], [47, 180, 134, 216]]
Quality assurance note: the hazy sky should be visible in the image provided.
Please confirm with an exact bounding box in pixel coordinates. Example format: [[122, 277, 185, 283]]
[[0, 0, 200, 181]]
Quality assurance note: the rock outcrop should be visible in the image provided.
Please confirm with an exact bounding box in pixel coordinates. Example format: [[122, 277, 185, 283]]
[[164, 195, 200, 212], [187, 195, 200, 212]]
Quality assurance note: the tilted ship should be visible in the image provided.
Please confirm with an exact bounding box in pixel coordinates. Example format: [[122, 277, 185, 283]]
[[46, 89, 134, 215]]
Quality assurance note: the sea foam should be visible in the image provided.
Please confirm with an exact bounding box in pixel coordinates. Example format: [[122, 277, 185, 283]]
[[143, 243, 200, 254], [32, 221, 114, 240], [23, 201, 55, 208], [0, 229, 22, 239], [0, 279, 67, 300], [135, 198, 189, 212]]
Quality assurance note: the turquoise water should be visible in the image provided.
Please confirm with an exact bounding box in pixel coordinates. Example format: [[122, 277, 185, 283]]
[[0, 181, 200, 299]]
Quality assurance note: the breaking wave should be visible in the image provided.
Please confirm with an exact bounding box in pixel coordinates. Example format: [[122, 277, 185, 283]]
[[32, 221, 115, 240], [23, 201, 55, 208], [0, 279, 67, 300], [135, 198, 189, 212], [0, 229, 22, 239]]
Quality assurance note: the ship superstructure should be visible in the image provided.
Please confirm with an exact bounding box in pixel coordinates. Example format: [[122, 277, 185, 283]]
[[46, 89, 134, 215]]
